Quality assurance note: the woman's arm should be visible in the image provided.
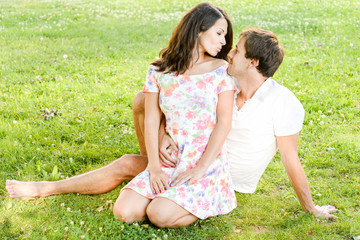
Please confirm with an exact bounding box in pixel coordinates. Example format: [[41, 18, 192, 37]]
[[144, 93, 170, 194], [171, 90, 234, 186]]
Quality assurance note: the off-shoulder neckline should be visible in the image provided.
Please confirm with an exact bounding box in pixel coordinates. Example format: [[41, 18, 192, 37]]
[[151, 63, 228, 77], [176, 63, 228, 77]]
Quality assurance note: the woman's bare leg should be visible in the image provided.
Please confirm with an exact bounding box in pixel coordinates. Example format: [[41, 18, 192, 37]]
[[146, 197, 198, 228], [113, 189, 151, 223], [6, 155, 148, 199]]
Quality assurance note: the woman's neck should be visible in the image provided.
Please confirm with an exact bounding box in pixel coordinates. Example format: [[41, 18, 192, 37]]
[[190, 49, 211, 66]]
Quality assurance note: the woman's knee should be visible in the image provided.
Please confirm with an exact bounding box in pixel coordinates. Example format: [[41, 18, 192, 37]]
[[113, 192, 147, 223], [146, 200, 177, 228], [113, 203, 139, 223], [146, 203, 167, 228], [147, 198, 198, 228]]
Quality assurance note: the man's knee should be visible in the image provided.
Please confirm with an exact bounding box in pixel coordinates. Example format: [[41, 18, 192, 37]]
[[113, 155, 135, 172], [132, 91, 145, 114], [112, 155, 147, 180]]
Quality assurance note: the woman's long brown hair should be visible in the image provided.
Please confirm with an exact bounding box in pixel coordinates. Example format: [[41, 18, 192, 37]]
[[151, 3, 233, 75]]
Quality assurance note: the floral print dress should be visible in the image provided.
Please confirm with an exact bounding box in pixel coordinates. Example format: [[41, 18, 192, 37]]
[[123, 63, 237, 219]]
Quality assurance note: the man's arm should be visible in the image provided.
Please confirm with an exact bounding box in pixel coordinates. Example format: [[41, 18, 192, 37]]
[[277, 133, 337, 219], [158, 114, 178, 167]]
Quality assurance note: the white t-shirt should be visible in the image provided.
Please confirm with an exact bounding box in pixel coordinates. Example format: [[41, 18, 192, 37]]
[[226, 78, 305, 193]]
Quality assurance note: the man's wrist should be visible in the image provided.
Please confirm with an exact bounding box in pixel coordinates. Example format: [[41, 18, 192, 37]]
[[305, 205, 317, 214]]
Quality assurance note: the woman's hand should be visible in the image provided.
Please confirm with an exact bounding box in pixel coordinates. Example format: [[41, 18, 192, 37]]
[[171, 166, 207, 186], [149, 168, 170, 194]]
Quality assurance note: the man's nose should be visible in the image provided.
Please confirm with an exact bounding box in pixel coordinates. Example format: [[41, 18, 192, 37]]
[[227, 50, 234, 59]]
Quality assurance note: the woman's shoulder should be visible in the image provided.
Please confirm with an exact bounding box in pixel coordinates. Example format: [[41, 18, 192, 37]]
[[209, 59, 228, 69], [148, 64, 160, 71], [199, 58, 228, 75], [147, 64, 164, 76], [209, 59, 229, 75], [213, 58, 229, 67]]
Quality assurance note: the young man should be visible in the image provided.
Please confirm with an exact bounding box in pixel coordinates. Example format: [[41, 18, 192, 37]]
[[6, 28, 336, 219]]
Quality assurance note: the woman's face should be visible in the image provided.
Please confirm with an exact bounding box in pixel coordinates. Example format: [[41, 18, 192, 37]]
[[198, 18, 228, 57]]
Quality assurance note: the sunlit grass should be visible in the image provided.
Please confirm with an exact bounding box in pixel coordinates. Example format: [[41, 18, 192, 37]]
[[1, 0, 359, 239]]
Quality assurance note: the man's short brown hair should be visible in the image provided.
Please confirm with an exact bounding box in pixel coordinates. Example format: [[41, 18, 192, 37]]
[[240, 28, 284, 78]]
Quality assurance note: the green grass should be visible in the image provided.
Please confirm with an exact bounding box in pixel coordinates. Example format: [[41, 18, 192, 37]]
[[1, 0, 359, 239]]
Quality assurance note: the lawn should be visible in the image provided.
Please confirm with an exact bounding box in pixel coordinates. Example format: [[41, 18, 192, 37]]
[[0, 0, 359, 239]]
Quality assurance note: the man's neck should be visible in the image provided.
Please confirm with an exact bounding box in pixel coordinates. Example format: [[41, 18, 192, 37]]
[[236, 74, 268, 102]]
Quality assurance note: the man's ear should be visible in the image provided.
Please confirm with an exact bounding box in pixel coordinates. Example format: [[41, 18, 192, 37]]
[[250, 59, 259, 67]]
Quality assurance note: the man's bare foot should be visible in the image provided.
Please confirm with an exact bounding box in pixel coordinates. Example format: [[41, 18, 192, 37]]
[[5, 180, 53, 200]]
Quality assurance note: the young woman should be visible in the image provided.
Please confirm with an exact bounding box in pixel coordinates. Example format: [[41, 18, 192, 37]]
[[113, 3, 237, 228]]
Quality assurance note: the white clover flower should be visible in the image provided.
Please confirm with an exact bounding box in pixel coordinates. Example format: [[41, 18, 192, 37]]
[[70, 221, 74, 225], [63, 54, 68, 59], [163, 234, 168, 239], [64, 227, 69, 231], [80, 235, 85, 239], [99, 227, 103, 232], [67, 207, 71, 212], [80, 221, 84, 226], [320, 121, 324, 125], [60, 203, 65, 207], [120, 225, 124, 231]]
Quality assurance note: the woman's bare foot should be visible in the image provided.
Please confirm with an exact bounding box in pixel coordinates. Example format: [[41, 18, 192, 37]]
[[5, 180, 54, 200]]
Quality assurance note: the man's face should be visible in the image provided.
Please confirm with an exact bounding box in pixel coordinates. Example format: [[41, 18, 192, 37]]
[[227, 37, 249, 78]]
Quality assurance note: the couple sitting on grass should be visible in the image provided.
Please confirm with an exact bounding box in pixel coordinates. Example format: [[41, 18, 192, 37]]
[[6, 3, 337, 228]]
